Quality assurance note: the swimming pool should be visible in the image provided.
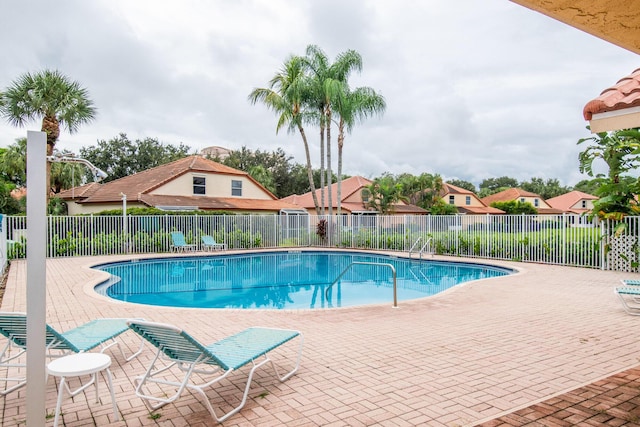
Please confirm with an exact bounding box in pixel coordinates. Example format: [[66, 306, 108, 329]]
[[94, 251, 514, 309]]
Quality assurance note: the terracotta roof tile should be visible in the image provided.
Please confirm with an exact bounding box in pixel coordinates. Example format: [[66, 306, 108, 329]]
[[583, 67, 640, 120], [480, 188, 540, 205], [546, 190, 598, 211], [459, 206, 505, 214], [441, 183, 475, 195], [281, 175, 427, 214], [138, 194, 300, 212]]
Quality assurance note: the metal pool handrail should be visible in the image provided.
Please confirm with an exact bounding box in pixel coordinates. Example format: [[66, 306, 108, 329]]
[[325, 262, 398, 308]]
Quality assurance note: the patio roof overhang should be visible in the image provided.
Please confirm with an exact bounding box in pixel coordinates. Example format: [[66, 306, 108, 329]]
[[509, 0, 640, 55]]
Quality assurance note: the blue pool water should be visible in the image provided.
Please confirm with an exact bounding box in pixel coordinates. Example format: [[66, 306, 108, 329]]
[[94, 251, 513, 309]]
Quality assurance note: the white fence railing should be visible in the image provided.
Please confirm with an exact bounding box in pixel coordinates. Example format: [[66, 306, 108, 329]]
[[4, 213, 640, 271]]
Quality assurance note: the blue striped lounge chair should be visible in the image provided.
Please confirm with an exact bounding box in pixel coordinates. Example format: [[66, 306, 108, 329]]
[[126, 320, 303, 423], [0, 312, 144, 395]]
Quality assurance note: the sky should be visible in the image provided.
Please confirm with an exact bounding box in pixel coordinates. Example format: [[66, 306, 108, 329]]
[[0, 0, 638, 189]]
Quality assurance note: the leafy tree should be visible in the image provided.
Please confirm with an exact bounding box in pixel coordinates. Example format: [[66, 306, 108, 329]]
[[0, 69, 96, 203], [0, 180, 21, 214], [578, 128, 640, 219], [447, 179, 476, 193], [248, 165, 276, 194], [519, 177, 571, 200], [79, 133, 191, 182], [0, 138, 26, 186], [490, 200, 537, 214], [50, 156, 85, 193], [221, 146, 295, 198], [0, 137, 83, 192], [572, 179, 600, 195], [364, 173, 406, 214], [248, 55, 321, 214], [478, 176, 519, 198]]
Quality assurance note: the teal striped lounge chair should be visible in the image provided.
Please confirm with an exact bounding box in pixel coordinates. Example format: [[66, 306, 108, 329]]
[[127, 320, 303, 423], [170, 231, 197, 252], [615, 287, 640, 315], [201, 235, 226, 251], [0, 312, 144, 395]]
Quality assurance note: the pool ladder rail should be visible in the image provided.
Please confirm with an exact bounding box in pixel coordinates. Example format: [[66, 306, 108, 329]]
[[409, 237, 434, 259], [325, 262, 398, 308]]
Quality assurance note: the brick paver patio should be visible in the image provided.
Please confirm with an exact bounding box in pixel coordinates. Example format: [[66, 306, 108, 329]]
[[1, 250, 640, 426]]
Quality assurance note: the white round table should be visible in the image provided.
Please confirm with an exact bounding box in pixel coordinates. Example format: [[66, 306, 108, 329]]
[[47, 353, 118, 426]]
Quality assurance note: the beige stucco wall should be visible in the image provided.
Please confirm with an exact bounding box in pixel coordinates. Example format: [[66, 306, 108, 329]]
[[153, 172, 273, 200], [517, 196, 551, 209], [571, 199, 595, 210], [66, 201, 138, 215], [446, 194, 484, 207], [344, 191, 364, 204]]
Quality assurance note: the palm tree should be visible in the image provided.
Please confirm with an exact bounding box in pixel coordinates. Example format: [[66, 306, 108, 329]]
[[249, 56, 321, 214], [0, 69, 96, 203], [303, 45, 330, 215], [334, 85, 385, 216], [304, 46, 366, 216]]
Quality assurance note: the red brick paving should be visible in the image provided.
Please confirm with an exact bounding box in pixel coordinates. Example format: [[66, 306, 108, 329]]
[[476, 367, 640, 426], [3, 251, 640, 426]]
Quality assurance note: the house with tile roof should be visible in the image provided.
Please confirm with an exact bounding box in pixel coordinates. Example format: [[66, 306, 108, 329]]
[[583, 67, 640, 133], [281, 175, 428, 215], [481, 188, 564, 215], [545, 190, 598, 226], [441, 183, 504, 214], [58, 155, 303, 215]]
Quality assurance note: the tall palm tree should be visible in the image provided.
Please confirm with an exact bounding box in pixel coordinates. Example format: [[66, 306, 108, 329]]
[[248, 56, 321, 214], [304, 46, 364, 217], [334, 86, 386, 216], [0, 69, 96, 203], [303, 45, 330, 215]]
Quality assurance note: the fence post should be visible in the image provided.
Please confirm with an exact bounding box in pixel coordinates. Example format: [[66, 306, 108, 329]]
[[600, 218, 606, 270], [562, 213, 566, 266]]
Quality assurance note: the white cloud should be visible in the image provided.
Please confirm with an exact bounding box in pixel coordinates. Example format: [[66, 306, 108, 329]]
[[0, 0, 637, 189]]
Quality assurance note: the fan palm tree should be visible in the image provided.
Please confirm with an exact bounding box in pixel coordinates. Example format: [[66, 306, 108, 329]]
[[248, 56, 321, 214], [0, 69, 96, 203]]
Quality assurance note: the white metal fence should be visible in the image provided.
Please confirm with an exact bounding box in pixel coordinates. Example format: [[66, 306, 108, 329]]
[[4, 213, 640, 271]]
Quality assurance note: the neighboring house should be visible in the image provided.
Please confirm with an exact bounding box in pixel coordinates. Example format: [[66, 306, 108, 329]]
[[58, 156, 302, 215], [546, 190, 598, 225], [281, 176, 427, 215], [546, 190, 598, 215], [441, 183, 504, 214], [480, 188, 564, 214]]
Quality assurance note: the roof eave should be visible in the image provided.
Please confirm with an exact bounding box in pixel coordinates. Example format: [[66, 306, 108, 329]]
[[588, 106, 640, 133]]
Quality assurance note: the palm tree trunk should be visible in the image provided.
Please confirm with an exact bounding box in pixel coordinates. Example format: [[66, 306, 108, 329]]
[[298, 125, 320, 214], [319, 120, 325, 216], [337, 119, 345, 218], [326, 106, 333, 217], [42, 115, 60, 206]]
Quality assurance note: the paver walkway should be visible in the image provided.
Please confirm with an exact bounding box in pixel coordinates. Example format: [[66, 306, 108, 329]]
[[477, 367, 640, 426], [1, 250, 640, 426]]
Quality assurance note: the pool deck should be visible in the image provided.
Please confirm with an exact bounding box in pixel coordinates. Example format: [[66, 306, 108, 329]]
[[2, 250, 640, 426]]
